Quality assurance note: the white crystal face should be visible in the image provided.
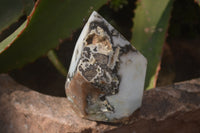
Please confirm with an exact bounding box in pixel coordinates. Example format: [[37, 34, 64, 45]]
[[65, 11, 147, 122], [106, 52, 147, 119]]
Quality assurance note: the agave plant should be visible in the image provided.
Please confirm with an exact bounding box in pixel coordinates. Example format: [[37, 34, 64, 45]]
[[0, 0, 199, 91]]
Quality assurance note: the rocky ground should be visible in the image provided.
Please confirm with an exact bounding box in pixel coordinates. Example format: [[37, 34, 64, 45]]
[[0, 74, 199, 133]]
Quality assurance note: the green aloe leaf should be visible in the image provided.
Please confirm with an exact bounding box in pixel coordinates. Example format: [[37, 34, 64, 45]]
[[196, 0, 200, 6], [0, 0, 34, 32], [0, 0, 107, 73], [131, 0, 174, 90]]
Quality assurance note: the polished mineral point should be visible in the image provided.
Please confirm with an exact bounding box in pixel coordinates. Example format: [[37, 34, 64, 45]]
[[65, 11, 147, 122]]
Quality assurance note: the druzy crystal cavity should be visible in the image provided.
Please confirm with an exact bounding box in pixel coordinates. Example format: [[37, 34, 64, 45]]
[[65, 11, 147, 122]]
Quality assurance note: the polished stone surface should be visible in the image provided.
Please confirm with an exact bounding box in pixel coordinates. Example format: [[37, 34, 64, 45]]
[[65, 11, 147, 122]]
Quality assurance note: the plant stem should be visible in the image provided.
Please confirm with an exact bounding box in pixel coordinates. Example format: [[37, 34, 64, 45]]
[[47, 50, 67, 76]]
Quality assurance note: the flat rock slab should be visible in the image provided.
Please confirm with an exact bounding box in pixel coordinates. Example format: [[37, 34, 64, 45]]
[[0, 74, 200, 133]]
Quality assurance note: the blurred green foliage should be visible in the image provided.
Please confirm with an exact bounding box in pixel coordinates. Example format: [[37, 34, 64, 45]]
[[0, 0, 107, 72], [0, 0, 33, 33], [110, 0, 128, 11], [0, 0, 199, 90], [132, 0, 173, 89]]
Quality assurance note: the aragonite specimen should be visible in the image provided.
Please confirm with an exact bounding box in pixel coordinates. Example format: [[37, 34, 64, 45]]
[[65, 11, 147, 122]]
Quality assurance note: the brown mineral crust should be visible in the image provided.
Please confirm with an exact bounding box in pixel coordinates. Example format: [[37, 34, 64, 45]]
[[65, 72, 103, 117], [85, 33, 112, 50]]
